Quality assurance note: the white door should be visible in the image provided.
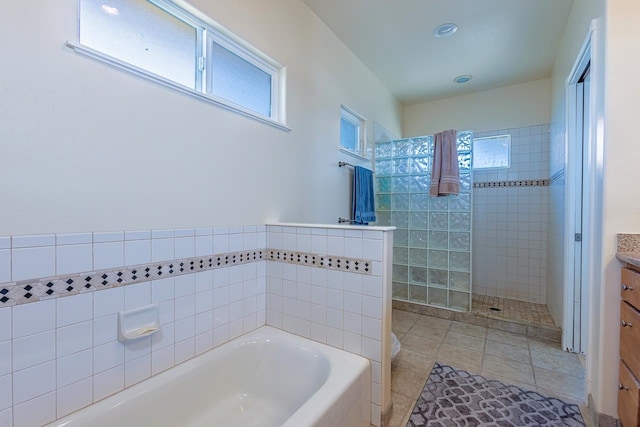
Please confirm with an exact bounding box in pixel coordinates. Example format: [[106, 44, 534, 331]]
[[572, 66, 590, 354]]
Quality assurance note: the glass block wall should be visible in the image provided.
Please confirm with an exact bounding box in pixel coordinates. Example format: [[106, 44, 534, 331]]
[[374, 132, 473, 311]]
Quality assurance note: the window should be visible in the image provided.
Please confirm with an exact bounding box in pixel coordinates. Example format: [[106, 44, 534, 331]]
[[472, 134, 511, 169], [340, 105, 366, 158], [72, 0, 285, 129]]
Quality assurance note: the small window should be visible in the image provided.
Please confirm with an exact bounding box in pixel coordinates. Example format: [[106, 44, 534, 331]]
[[80, 0, 199, 89], [340, 105, 366, 156], [473, 134, 511, 169], [207, 37, 274, 118], [73, 0, 285, 128]]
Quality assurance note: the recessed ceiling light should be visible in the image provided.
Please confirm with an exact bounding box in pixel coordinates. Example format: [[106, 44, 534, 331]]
[[453, 74, 473, 84], [433, 23, 458, 38]]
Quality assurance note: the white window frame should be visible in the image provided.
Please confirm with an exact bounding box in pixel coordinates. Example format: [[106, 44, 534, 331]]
[[68, 0, 288, 131], [339, 105, 368, 160], [472, 134, 511, 170]]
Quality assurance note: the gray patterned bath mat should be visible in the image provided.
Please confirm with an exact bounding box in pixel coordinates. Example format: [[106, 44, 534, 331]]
[[407, 362, 585, 426]]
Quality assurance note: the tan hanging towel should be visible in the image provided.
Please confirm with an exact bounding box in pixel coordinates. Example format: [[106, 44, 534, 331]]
[[429, 129, 460, 196]]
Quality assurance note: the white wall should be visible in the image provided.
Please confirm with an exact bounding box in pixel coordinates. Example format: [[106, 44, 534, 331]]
[[597, 0, 640, 417], [402, 79, 551, 138], [0, 0, 402, 236]]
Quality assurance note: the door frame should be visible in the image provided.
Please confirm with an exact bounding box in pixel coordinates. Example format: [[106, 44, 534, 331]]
[[563, 17, 604, 360]]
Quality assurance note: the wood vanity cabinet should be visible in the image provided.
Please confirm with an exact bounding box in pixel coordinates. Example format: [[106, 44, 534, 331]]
[[619, 267, 640, 427]]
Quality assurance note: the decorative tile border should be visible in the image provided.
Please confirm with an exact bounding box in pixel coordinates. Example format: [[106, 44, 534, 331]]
[[266, 249, 372, 274], [473, 179, 549, 189], [0, 249, 373, 307]]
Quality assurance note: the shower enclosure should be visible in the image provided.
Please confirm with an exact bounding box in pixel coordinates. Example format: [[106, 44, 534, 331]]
[[374, 132, 473, 311]]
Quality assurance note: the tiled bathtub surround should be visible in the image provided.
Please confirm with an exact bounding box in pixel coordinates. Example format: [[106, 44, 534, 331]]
[[472, 124, 550, 304], [0, 224, 393, 427], [265, 224, 393, 426], [0, 226, 269, 427]]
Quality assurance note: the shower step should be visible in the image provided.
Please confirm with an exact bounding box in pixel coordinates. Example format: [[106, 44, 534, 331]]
[[392, 299, 561, 343]]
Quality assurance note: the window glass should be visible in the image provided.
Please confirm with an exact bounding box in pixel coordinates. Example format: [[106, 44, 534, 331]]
[[340, 106, 365, 154], [80, 0, 197, 89], [472, 135, 511, 169], [208, 40, 272, 117], [340, 117, 358, 151]]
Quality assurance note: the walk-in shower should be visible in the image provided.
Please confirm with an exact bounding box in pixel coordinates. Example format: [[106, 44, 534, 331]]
[[374, 132, 473, 311]]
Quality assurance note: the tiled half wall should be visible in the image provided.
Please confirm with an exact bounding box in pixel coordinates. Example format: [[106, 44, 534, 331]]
[[472, 124, 549, 303], [0, 224, 393, 427]]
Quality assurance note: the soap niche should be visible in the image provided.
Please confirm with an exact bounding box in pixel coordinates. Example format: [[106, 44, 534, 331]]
[[118, 304, 162, 342]]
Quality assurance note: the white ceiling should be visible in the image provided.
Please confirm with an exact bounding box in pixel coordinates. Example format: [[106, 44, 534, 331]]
[[302, 0, 574, 105]]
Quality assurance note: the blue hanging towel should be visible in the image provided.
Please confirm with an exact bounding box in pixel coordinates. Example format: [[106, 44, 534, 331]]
[[352, 166, 376, 225]]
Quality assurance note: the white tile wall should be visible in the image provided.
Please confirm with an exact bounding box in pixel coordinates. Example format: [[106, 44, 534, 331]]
[[0, 226, 267, 427], [0, 224, 391, 427], [472, 124, 549, 303], [265, 225, 390, 427]]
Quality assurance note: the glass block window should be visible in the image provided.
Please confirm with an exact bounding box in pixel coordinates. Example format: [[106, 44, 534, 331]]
[[340, 105, 366, 156], [375, 131, 473, 312], [76, 0, 283, 126], [472, 134, 510, 169]]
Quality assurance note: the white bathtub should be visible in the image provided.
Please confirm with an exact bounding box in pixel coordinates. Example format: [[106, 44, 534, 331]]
[[47, 326, 371, 427]]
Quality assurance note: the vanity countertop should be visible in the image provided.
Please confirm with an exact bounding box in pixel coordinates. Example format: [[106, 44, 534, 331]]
[[617, 252, 640, 269], [617, 234, 640, 269]]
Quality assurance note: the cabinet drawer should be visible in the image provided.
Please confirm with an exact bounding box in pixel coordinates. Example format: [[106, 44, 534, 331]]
[[622, 268, 640, 308], [621, 301, 640, 378], [619, 360, 640, 427]]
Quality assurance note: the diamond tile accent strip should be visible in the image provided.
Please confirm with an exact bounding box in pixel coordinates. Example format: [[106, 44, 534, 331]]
[[407, 363, 584, 427], [265, 250, 372, 274], [473, 179, 549, 188], [0, 248, 372, 307]]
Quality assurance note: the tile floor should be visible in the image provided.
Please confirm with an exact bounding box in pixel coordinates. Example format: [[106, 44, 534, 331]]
[[472, 295, 556, 326], [389, 308, 590, 427]]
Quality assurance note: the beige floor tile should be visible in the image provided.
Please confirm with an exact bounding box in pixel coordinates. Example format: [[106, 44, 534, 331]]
[[405, 322, 448, 342], [392, 348, 435, 375], [486, 329, 529, 348], [483, 373, 537, 391], [392, 329, 407, 342], [443, 330, 485, 353], [391, 366, 429, 400], [393, 318, 416, 334], [528, 338, 564, 354], [537, 386, 585, 406], [393, 309, 421, 324], [399, 333, 441, 356], [415, 315, 452, 330], [390, 311, 586, 426], [437, 343, 483, 373], [482, 353, 535, 386], [484, 340, 531, 364], [449, 321, 487, 338], [580, 404, 596, 427], [388, 392, 416, 427], [578, 353, 586, 369], [533, 366, 586, 401], [531, 349, 585, 378]]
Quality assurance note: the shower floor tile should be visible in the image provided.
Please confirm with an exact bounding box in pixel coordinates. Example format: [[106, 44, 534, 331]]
[[471, 294, 556, 327]]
